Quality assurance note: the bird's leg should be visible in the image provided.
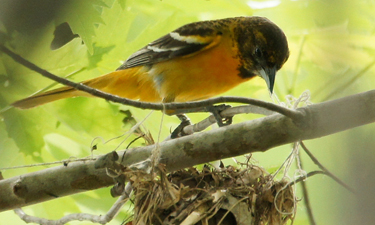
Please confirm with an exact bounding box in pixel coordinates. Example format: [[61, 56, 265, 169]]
[[169, 104, 233, 132], [171, 114, 192, 138], [163, 96, 192, 139], [206, 104, 233, 127]]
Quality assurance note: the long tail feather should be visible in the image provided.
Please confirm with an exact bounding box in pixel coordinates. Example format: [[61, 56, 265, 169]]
[[11, 85, 93, 109], [12, 68, 162, 109]]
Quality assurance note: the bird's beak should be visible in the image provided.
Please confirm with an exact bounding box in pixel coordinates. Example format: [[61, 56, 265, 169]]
[[259, 66, 276, 94]]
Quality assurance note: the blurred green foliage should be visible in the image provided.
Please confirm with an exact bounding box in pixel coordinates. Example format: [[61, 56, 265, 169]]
[[0, 0, 374, 224]]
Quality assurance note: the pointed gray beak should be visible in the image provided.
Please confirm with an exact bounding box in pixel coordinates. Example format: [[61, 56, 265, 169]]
[[258, 66, 276, 94]]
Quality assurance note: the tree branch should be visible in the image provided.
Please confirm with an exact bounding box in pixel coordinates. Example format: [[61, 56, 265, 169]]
[[0, 45, 303, 121], [0, 89, 374, 211]]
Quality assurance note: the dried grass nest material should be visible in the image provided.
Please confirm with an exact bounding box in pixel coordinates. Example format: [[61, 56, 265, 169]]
[[127, 163, 295, 225]]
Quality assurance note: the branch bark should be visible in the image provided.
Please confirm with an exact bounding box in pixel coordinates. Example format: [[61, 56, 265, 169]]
[[0, 90, 374, 212]]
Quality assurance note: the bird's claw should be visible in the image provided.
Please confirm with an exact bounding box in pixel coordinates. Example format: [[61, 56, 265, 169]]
[[206, 104, 233, 127], [171, 115, 191, 138]]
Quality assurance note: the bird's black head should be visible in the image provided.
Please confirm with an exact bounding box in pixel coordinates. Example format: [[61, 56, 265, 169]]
[[235, 16, 289, 94]]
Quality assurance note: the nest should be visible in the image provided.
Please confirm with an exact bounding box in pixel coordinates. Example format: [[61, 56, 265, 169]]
[[126, 161, 295, 225]]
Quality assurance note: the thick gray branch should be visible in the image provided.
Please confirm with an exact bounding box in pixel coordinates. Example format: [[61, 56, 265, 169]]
[[0, 90, 374, 212]]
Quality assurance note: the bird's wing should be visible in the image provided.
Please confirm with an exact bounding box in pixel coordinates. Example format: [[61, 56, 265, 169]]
[[117, 21, 223, 70]]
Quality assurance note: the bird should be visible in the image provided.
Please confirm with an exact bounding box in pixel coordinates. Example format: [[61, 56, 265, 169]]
[[12, 16, 289, 112]]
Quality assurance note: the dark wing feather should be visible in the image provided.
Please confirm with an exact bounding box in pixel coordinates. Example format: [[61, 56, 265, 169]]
[[117, 21, 222, 70]]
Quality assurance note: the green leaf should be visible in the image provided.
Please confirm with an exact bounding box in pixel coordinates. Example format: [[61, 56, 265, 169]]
[[87, 43, 115, 70], [56, 0, 108, 54], [2, 108, 45, 155]]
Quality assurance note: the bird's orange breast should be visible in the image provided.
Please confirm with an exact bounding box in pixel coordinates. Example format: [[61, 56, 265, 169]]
[[150, 35, 252, 102]]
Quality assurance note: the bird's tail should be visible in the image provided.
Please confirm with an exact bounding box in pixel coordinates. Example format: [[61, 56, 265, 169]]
[[11, 85, 89, 109], [12, 67, 162, 109]]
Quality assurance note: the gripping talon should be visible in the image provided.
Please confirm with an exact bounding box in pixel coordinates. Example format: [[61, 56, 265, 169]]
[[171, 114, 191, 138], [206, 104, 233, 127]]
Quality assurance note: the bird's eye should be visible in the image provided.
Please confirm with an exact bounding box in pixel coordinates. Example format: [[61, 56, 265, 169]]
[[254, 47, 262, 58]]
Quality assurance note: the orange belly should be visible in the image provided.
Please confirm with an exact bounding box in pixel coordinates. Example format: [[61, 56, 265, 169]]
[[150, 36, 251, 102]]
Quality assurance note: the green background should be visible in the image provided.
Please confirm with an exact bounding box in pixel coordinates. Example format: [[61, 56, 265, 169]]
[[1, 0, 375, 224]]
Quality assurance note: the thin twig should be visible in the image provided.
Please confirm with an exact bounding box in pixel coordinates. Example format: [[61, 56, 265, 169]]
[[14, 183, 133, 225], [172, 104, 276, 138], [322, 59, 375, 101], [296, 153, 316, 225], [288, 34, 306, 95], [300, 141, 355, 193], [0, 158, 96, 171], [0, 45, 304, 121], [288, 171, 325, 186]]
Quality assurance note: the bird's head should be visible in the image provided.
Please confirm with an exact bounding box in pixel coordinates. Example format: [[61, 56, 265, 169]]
[[235, 16, 289, 94]]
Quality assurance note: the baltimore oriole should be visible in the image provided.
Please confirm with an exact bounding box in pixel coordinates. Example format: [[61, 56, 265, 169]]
[[12, 16, 289, 109]]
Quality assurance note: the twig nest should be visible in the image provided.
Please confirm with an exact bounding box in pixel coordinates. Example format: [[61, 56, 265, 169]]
[[128, 163, 295, 225]]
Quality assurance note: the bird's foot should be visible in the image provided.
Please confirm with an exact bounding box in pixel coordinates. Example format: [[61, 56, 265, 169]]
[[206, 104, 233, 127], [171, 114, 192, 138]]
